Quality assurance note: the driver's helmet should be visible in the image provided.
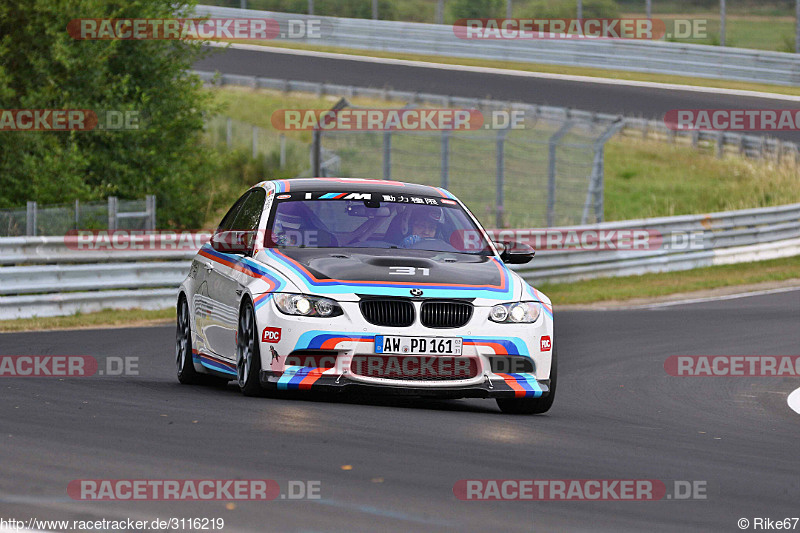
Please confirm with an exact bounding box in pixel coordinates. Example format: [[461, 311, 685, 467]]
[[402, 205, 445, 236]]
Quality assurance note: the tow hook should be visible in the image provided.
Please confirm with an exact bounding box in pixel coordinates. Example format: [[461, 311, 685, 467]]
[[484, 372, 494, 389], [335, 370, 348, 384]]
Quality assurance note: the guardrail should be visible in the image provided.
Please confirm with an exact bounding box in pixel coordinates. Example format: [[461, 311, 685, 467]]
[[1, 203, 798, 319], [194, 5, 800, 86], [196, 70, 800, 161]]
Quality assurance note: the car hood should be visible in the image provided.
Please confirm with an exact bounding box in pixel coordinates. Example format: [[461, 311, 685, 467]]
[[258, 247, 520, 303]]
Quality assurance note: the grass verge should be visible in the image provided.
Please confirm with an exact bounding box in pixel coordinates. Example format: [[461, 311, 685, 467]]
[[0, 308, 174, 333], [538, 255, 800, 305]]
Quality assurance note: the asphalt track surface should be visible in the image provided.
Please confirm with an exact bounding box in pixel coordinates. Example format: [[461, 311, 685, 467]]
[[1, 290, 798, 532], [194, 46, 800, 143]]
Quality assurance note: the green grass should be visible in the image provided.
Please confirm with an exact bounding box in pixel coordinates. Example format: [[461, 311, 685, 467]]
[[604, 136, 800, 220], [538, 255, 800, 305], [0, 308, 174, 333], [654, 14, 796, 51], [208, 86, 800, 226]]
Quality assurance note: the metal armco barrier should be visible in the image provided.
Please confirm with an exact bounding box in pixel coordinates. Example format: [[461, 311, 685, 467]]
[[194, 5, 800, 86], [1, 203, 798, 319]]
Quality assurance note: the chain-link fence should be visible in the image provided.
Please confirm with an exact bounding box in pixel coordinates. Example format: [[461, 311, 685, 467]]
[[310, 102, 622, 228], [0, 196, 156, 237]]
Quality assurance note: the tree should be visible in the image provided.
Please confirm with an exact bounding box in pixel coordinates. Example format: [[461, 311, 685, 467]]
[[0, 0, 218, 227]]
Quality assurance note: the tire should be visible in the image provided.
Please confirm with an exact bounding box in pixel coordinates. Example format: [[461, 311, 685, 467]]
[[236, 300, 263, 397], [176, 295, 200, 385], [496, 344, 557, 415]]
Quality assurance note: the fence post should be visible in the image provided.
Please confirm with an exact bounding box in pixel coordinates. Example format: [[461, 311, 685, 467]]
[[495, 128, 507, 228], [74, 199, 80, 231], [716, 131, 725, 158], [280, 134, 286, 169], [382, 132, 392, 180], [436, 0, 444, 23], [372, 0, 378, 19], [26, 201, 37, 237], [312, 130, 321, 176], [146, 195, 157, 230], [440, 130, 450, 189], [252, 126, 258, 159], [240, 0, 246, 8], [308, 0, 314, 15], [547, 122, 573, 227], [582, 119, 624, 224], [226, 118, 232, 149], [108, 196, 118, 231]]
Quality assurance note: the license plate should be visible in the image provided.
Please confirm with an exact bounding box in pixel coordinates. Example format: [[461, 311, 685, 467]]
[[374, 335, 463, 356]]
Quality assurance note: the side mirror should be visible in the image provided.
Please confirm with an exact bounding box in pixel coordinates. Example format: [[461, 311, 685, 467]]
[[211, 230, 256, 256], [495, 241, 535, 264]]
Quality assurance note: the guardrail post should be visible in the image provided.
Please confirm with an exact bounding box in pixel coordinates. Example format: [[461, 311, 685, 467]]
[[440, 130, 450, 190], [26, 201, 37, 237], [280, 134, 286, 169], [146, 195, 157, 230], [547, 122, 574, 227], [496, 128, 507, 228], [382, 132, 391, 180], [716, 132, 725, 158], [108, 196, 118, 231]]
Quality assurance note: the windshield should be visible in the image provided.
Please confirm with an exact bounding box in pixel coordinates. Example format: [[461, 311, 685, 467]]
[[267, 192, 493, 255]]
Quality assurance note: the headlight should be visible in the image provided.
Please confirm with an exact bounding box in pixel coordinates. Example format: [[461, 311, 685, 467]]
[[489, 302, 541, 323], [273, 293, 343, 317]]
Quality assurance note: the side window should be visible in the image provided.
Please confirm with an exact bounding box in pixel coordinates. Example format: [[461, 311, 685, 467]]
[[230, 188, 267, 231], [217, 192, 250, 232]]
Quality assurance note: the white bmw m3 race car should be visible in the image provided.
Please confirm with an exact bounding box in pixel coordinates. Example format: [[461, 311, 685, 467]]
[[176, 178, 556, 414]]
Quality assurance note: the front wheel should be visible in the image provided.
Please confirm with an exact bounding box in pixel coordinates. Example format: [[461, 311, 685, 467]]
[[496, 344, 557, 415], [236, 300, 263, 396], [176, 295, 200, 384]]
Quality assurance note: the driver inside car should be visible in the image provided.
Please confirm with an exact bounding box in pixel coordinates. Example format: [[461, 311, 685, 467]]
[[401, 205, 445, 248]]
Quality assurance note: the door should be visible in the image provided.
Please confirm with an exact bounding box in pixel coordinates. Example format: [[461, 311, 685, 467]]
[[206, 188, 267, 360]]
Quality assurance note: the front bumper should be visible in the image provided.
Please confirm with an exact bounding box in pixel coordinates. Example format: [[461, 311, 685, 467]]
[[254, 297, 554, 399], [259, 369, 551, 399]]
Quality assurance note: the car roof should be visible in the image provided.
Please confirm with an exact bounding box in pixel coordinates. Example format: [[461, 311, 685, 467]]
[[256, 178, 452, 198]]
